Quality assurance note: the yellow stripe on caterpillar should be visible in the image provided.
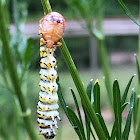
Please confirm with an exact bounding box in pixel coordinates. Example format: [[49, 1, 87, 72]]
[[40, 51, 44, 57], [40, 49, 48, 58], [45, 86, 50, 91], [40, 74, 49, 82], [39, 96, 45, 103], [37, 105, 45, 111], [41, 108, 45, 111], [37, 102, 59, 111], [39, 85, 45, 92], [39, 95, 45, 102], [37, 105, 39, 109], [40, 41, 44, 46], [39, 123, 43, 126], [40, 62, 45, 68], [40, 131, 44, 135], [47, 75, 50, 80], [39, 92, 58, 104], [40, 33, 43, 37], [47, 63, 52, 68], [46, 49, 50, 53], [40, 69, 57, 82], [40, 62, 52, 69]]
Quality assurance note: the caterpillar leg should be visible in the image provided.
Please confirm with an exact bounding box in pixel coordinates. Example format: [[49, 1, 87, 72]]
[[53, 42, 62, 48], [40, 16, 46, 24]]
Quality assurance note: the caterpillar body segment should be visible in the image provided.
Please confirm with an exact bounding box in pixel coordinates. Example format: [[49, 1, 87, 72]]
[[39, 128, 56, 139], [37, 12, 65, 139], [37, 110, 60, 120], [40, 69, 57, 82], [37, 102, 59, 111], [37, 118, 58, 128], [39, 92, 58, 104]]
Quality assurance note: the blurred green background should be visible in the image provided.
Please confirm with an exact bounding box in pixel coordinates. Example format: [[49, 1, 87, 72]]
[[26, 0, 139, 20], [0, 0, 139, 139]]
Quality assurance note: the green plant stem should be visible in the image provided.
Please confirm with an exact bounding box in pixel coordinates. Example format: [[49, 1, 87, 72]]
[[0, 2, 38, 140], [12, 0, 20, 35], [14, 96, 21, 140], [135, 120, 140, 140], [41, 0, 52, 13], [138, 1, 140, 108], [41, 1, 107, 139], [97, 39, 112, 104], [135, 2, 140, 139], [138, 0, 140, 59], [60, 38, 107, 140], [137, 0, 140, 103], [85, 1, 112, 107], [138, 30, 140, 90], [96, 1, 112, 106], [137, 23, 140, 129]]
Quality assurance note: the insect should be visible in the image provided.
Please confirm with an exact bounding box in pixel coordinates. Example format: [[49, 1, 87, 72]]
[[37, 12, 66, 139]]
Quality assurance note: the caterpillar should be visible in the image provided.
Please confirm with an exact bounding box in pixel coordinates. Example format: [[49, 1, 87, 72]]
[[37, 12, 66, 139]]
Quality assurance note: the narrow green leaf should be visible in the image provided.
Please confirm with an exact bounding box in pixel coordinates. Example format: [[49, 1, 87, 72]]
[[96, 113, 110, 138], [113, 80, 122, 140], [70, 88, 83, 123], [57, 83, 73, 124], [58, 83, 86, 140], [85, 113, 90, 140], [67, 107, 86, 140], [121, 75, 135, 105], [121, 102, 129, 113], [85, 79, 93, 140], [24, 38, 32, 65], [135, 119, 140, 140], [122, 88, 135, 140], [100, 47, 112, 107], [0, 128, 9, 140], [15, 44, 22, 63], [93, 80, 101, 114], [129, 89, 135, 109], [86, 79, 93, 100], [70, 88, 86, 139], [110, 122, 116, 140], [82, 105, 94, 140], [135, 54, 140, 88], [111, 101, 129, 140], [133, 94, 140, 133], [134, 54, 140, 134], [117, 0, 140, 26], [90, 127, 96, 140], [1, 44, 7, 72]]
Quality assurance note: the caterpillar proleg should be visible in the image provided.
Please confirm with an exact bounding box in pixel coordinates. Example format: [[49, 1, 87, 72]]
[[37, 12, 66, 139]]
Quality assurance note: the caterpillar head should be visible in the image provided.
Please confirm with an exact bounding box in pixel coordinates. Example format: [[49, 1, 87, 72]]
[[40, 12, 66, 44], [43, 12, 65, 29]]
